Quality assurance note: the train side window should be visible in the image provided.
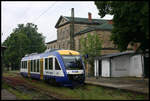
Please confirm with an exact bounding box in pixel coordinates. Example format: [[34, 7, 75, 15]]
[[33, 60, 34, 72], [32, 60, 33, 72], [21, 61, 23, 68], [31, 60, 33, 72], [26, 61, 27, 69], [49, 58, 53, 70], [37, 59, 39, 72], [25, 61, 27, 69], [35, 60, 37, 72], [23, 61, 24, 69], [55, 58, 61, 70], [22, 61, 23, 69], [45, 58, 48, 70], [34, 60, 36, 72], [25, 61, 26, 69], [24, 61, 25, 69], [32, 61, 33, 72], [21, 61, 22, 69]]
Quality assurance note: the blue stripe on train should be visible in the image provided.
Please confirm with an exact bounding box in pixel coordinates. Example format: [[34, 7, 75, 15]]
[[20, 72, 28, 77], [20, 72, 40, 79], [20, 72, 73, 86]]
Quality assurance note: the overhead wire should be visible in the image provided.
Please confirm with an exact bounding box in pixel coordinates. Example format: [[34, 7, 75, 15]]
[[5, 2, 67, 34], [3, 2, 77, 44], [33, 2, 56, 23], [3, 2, 57, 41]]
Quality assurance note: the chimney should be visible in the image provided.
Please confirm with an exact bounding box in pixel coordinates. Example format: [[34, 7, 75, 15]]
[[88, 12, 92, 22], [133, 43, 140, 51], [108, 20, 113, 24]]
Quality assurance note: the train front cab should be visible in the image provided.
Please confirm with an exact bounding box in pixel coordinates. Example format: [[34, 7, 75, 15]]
[[57, 50, 85, 87]]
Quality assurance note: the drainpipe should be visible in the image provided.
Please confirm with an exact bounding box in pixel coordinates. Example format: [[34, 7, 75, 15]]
[[141, 54, 145, 79], [96, 59, 99, 79], [110, 57, 112, 78], [94, 59, 96, 77]]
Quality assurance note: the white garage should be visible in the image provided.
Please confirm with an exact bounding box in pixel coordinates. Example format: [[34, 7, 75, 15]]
[[94, 51, 144, 77]]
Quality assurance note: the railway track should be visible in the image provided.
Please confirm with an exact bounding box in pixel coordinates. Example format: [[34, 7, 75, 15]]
[[2, 72, 80, 100], [2, 74, 61, 100]]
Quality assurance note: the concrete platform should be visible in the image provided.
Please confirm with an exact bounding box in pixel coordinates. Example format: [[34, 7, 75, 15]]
[[85, 77, 149, 94]]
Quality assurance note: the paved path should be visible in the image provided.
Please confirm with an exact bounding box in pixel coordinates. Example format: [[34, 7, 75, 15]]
[[1, 89, 17, 100], [85, 77, 149, 94]]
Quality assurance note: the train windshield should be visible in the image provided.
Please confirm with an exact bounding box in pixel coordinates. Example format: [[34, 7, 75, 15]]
[[62, 55, 84, 70]]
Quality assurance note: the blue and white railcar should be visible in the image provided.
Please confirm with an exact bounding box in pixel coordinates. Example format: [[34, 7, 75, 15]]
[[20, 49, 85, 87]]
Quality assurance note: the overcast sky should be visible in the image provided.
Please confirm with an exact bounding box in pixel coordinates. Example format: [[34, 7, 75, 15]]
[[1, 1, 113, 43]]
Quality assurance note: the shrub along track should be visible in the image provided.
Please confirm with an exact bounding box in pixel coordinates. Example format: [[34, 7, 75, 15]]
[[2, 73, 74, 100]]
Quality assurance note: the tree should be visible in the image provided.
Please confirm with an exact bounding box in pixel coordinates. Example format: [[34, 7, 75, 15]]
[[95, 1, 149, 52], [12, 23, 46, 53], [80, 33, 102, 76], [2, 23, 46, 70]]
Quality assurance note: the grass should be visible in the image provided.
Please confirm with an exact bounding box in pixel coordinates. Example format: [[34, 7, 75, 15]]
[[28, 79, 148, 100], [3, 71, 149, 100], [2, 70, 19, 77]]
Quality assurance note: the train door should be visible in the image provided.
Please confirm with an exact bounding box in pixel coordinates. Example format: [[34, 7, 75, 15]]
[[53, 57, 63, 77], [28, 60, 31, 77], [40, 58, 44, 80]]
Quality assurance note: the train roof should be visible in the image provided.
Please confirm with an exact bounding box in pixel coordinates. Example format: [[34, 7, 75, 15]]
[[21, 49, 80, 61]]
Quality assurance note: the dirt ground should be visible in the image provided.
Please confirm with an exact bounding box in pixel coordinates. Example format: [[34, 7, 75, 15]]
[[85, 77, 149, 94], [1, 89, 17, 100]]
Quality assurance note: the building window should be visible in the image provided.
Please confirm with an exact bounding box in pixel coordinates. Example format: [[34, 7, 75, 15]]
[[64, 42, 66, 49], [66, 28, 68, 36], [61, 30, 63, 39], [59, 44, 60, 49], [62, 43, 64, 49], [57, 30, 59, 39], [59, 30, 61, 40], [60, 29, 62, 39], [79, 38, 81, 49]]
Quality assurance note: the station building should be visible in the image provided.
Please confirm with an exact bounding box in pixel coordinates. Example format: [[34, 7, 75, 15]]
[[46, 13, 120, 55], [46, 13, 135, 76]]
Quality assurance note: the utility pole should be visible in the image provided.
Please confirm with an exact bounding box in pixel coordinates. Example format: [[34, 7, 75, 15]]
[[70, 8, 75, 50]]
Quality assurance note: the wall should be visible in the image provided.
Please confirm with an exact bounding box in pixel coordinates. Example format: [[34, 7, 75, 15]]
[[47, 42, 57, 49], [102, 59, 110, 77], [129, 54, 143, 77], [47, 23, 92, 50], [75, 30, 120, 55], [101, 50, 119, 55], [111, 55, 130, 77]]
